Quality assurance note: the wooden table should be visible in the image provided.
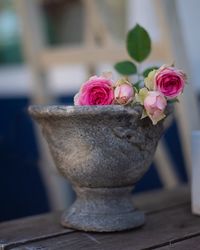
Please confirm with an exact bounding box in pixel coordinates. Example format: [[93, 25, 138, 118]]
[[1, 186, 199, 250]]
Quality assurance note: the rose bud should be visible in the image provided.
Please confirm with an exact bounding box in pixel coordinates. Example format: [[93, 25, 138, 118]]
[[114, 80, 134, 105], [144, 91, 167, 125], [144, 69, 157, 90]]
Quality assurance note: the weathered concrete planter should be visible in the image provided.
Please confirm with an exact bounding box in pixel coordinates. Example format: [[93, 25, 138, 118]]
[[29, 105, 165, 232]]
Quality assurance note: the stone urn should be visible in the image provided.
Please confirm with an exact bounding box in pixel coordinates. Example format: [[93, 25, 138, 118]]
[[29, 104, 166, 232]]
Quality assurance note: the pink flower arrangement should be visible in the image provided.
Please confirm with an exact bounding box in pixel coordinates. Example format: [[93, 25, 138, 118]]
[[74, 64, 186, 125], [74, 25, 187, 125], [74, 75, 135, 107]]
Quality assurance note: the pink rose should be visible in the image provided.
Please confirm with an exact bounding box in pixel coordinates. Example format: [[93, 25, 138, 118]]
[[155, 66, 186, 99], [144, 91, 167, 125], [74, 75, 114, 105], [114, 80, 134, 105]]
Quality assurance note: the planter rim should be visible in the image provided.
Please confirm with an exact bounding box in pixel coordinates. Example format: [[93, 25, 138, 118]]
[[28, 104, 142, 119]]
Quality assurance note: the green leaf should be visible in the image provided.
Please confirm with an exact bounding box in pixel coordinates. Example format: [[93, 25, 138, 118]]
[[142, 66, 159, 78], [127, 24, 151, 62], [114, 61, 137, 75]]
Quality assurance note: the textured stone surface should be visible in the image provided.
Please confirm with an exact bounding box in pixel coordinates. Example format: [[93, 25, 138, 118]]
[[61, 186, 145, 232], [29, 105, 165, 232]]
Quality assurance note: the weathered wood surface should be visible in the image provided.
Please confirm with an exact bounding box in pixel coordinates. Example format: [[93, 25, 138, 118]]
[[0, 212, 74, 250], [158, 236, 200, 249], [11, 204, 200, 250], [0, 186, 192, 250], [134, 185, 190, 213]]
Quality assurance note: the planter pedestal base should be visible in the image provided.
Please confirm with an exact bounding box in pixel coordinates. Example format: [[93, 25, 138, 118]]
[[61, 186, 145, 232]]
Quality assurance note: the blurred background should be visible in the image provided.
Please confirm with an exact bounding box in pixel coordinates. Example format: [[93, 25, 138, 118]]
[[0, 0, 200, 222]]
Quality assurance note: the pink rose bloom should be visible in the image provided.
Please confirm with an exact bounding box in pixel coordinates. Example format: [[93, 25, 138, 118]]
[[144, 91, 167, 125], [155, 66, 186, 99], [114, 81, 134, 105], [74, 75, 114, 105]]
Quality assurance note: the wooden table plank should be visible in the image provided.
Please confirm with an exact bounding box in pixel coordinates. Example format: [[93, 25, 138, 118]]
[[157, 235, 200, 249], [0, 186, 190, 250], [0, 213, 74, 250], [134, 185, 190, 213], [11, 204, 200, 250]]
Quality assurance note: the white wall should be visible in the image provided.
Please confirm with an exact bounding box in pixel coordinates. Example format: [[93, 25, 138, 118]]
[[177, 0, 200, 91]]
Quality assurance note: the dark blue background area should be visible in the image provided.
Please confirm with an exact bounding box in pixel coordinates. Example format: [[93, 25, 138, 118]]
[[0, 98, 49, 222], [0, 96, 187, 222], [134, 119, 188, 193], [163, 121, 188, 183]]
